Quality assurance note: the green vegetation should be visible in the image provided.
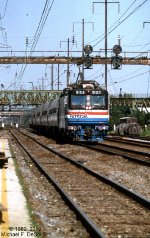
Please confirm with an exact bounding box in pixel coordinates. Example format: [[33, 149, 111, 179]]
[[109, 105, 131, 131], [109, 105, 150, 135], [141, 125, 150, 136]]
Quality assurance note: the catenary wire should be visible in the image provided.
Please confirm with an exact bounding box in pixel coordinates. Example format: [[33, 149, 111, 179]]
[[91, 0, 148, 48]]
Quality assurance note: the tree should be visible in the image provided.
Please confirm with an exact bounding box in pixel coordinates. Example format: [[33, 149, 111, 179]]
[[109, 105, 127, 130], [109, 105, 150, 131]]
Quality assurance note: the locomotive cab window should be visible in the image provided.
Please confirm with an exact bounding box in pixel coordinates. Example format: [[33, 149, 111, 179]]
[[91, 95, 106, 109], [69, 94, 107, 109], [70, 95, 86, 109]]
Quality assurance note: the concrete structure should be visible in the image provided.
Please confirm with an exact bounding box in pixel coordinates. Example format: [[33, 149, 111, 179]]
[[0, 139, 32, 237]]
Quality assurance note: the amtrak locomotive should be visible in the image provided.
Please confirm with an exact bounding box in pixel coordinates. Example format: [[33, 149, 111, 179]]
[[29, 79, 109, 142]]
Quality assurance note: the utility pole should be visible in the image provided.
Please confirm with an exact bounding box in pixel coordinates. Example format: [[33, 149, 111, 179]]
[[93, 1, 120, 90], [82, 19, 85, 79], [73, 20, 94, 80], [28, 81, 34, 90], [60, 38, 71, 87], [57, 54, 60, 90], [51, 64, 54, 90], [38, 77, 45, 90], [67, 38, 70, 86], [143, 21, 150, 97], [105, 0, 108, 90]]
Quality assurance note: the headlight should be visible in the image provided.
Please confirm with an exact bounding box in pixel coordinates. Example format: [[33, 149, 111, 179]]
[[95, 126, 108, 130], [68, 126, 77, 130]]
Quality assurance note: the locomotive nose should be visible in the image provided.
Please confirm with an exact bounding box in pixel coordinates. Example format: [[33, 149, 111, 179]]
[[84, 127, 93, 137]]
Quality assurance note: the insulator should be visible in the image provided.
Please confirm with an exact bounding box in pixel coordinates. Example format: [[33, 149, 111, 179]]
[[26, 37, 29, 46], [72, 36, 75, 44]]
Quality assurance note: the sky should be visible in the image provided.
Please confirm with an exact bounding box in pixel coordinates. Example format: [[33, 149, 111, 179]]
[[0, 0, 149, 96]]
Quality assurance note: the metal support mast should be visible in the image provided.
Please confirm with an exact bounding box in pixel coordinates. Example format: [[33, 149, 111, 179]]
[[105, 0, 108, 90], [82, 19, 85, 79], [60, 38, 71, 87], [67, 38, 70, 86], [57, 55, 60, 90], [93, 1, 120, 90], [51, 64, 53, 90]]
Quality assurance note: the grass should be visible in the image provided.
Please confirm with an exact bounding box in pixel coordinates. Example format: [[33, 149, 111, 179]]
[[140, 126, 150, 137]]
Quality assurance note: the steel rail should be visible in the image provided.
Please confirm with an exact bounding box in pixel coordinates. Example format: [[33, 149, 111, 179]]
[[80, 142, 150, 166], [103, 142, 150, 157], [105, 137, 150, 148], [10, 129, 106, 238], [16, 130, 150, 210]]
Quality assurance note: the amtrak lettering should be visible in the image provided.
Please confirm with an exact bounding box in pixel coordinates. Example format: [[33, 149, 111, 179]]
[[69, 114, 88, 118]]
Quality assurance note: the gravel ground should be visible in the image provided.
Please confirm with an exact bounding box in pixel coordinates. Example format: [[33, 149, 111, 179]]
[[2, 129, 150, 238], [42, 141, 150, 200], [4, 130, 91, 238], [19, 129, 150, 199]]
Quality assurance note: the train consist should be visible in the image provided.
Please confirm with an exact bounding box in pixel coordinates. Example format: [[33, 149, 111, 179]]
[[116, 117, 142, 136], [29, 79, 109, 142]]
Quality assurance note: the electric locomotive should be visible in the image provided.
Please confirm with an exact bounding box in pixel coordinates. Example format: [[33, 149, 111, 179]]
[[63, 79, 109, 142], [30, 78, 109, 142]]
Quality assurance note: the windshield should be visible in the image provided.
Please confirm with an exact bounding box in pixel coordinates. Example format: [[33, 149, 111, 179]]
[[91, 95, 105, 109], [70, 95, 86, 109], [70, 95, 106, 109]]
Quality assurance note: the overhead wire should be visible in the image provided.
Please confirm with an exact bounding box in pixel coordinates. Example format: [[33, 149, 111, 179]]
[[44, 43, 76, 89], [116, 65, 146, 79], [0, 0, 9, 19], [88, 0, 138, 46], [0, 0, 17, 89], [0, 0, 12, 86], [85, 65, 104, 80], [107, 65, 147, 92], [89, 0, 149, 91], [108, 69, 149, 85], [108, 70, 118, 94], [2, 0, 149, 91], [16, 1, 53, 82], [86, 0, 139, 84], [15, 0, 55, 88], [30, 0, 55, 54], [123, 28, 144, 50], [0, 0, 9, 44], [91, 0, 148, 48], [147, 66, 150, 96]]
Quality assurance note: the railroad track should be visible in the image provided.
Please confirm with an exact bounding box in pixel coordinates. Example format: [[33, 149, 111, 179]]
[[78, 141, 150, 166], [132, 135, 150, 141], [106, 136, 150, 148], [10, 129, 150, 238], [10, 129, 106, 238], [108, 134, 150, 142]]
